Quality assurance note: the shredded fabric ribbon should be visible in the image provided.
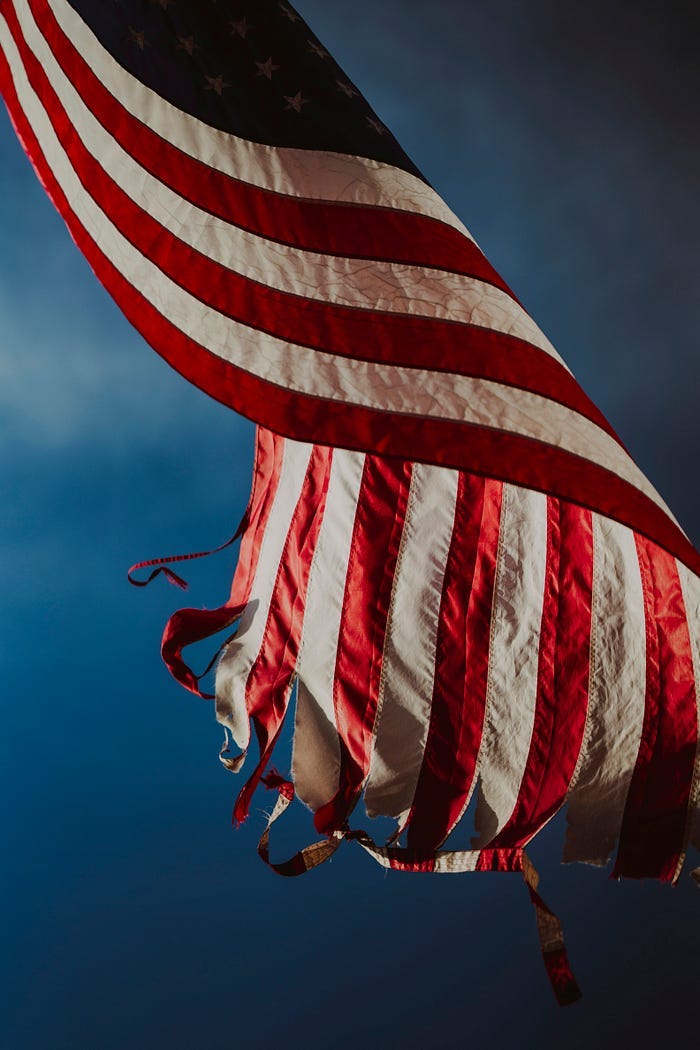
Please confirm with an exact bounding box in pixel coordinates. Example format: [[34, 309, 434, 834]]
[[255, 770, 582, 1007], [127, 521, 249, 697], [219, 728, 247, 776], [127, 526, 244, 590], [160, 600, 246, 699]]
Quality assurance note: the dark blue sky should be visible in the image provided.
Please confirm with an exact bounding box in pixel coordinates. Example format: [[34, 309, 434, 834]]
[[1, 2, 698, 1047]]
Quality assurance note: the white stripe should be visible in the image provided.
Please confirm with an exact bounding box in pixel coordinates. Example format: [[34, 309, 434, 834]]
[[364, 463, 459, 824], [18, 0, 561, 360], [47, 0, 472, 237], [472, 485, 548, 845], [2, 14, 676, 524], [432, 852, 481, 873], [215, 440, 313, 749], [563, 518, 646, 865], [292, 448, 365, 813], [677, 564, 700, 857]]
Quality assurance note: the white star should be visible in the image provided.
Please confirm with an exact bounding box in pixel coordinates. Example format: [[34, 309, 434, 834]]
[[176, 35, 198, 55], [127, 27, 148, 51], [230, 16, 252, 39], [284, 91, 309, 113], [205, 74, 231, 96], [308, 40, 329, 59], [256, 57, 280, 80], [366, 116, 386, 135], [279, 3, 300, 22], [336, 79, 358, 98]]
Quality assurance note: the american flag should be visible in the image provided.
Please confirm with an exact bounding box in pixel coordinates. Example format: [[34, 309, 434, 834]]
[[1, 0, 698, 1006]]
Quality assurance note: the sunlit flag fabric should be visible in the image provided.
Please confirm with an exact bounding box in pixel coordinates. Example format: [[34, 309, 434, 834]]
[[1, 0, 698, 1006]]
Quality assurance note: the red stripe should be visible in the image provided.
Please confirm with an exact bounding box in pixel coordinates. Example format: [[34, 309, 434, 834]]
[[6, 9, 618, 438], [489, 500, 594, 848], [314, 456, 412, 834], [229, 428, 286, 609], [613, 539, 698, 880], [30, 0, 515, 290], [3, 48, 698, 577], [233, 444, 333, 825], [406, 475, 503, 850]]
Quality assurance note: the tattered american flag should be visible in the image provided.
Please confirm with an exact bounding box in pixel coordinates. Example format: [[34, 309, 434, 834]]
[[1, 0, 698, 1005]]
